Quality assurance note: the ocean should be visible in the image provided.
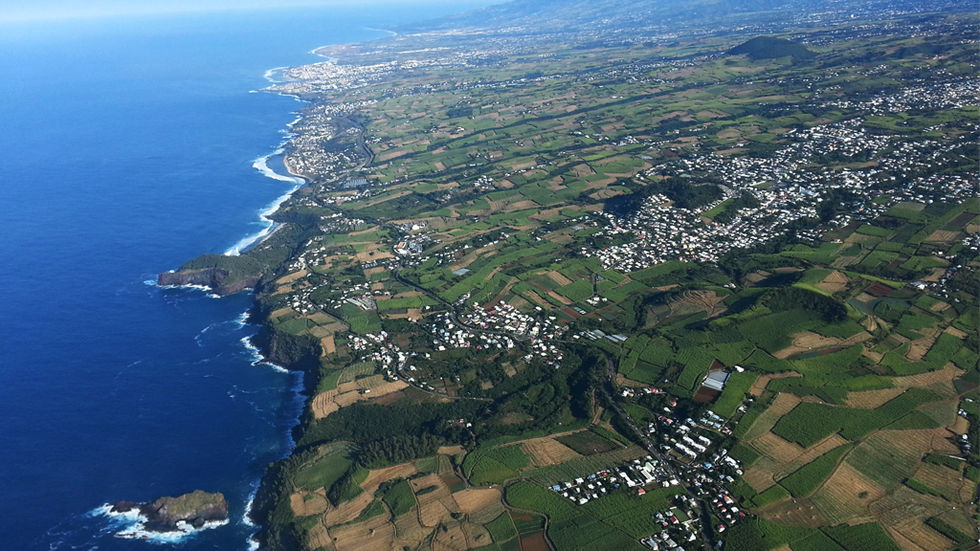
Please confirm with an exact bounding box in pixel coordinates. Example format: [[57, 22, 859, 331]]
[[0, 4, 489, 549]]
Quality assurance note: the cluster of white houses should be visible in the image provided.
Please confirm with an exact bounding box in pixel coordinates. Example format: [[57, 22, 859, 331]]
[[586, 107, 977, 272], [428, 313, 518, 353], [550, 455, 681, 506]]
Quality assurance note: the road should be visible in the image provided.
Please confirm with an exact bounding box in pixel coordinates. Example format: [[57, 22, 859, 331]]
[[600, 357, 717, 551], [392, 261, 720, 548]]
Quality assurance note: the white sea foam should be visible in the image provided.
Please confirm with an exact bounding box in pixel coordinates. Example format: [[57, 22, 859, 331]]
[[243, 490, 258, 529], [284, 371, 306, 449], [195, 323, 217, 347], [91, 505, 227, 544], [155, 281, 222, 300], [235, 310, 251, 329], [156, 282, 214, 293], [251, 151, 302, 184], [363, 26, 398, 37], [116, 519, 230, 543], [262, 66, 287, 84], [240, 336, 289, 373], [224, 150, 305, 256]]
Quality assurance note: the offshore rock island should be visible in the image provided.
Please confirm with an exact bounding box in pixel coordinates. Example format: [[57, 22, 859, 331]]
[[110, 490, 228, 535], [165, 0, 979, 549]]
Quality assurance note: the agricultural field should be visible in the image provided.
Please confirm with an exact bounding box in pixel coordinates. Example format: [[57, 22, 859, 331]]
[[607, 198, 978, 548], [245, 3, 980, 551]]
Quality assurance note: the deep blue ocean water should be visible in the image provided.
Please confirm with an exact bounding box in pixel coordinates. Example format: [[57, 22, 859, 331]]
[[0, 4, 490, 549]]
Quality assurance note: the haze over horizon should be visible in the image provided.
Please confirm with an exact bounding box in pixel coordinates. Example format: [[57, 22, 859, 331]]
[[0, 0, 494, 23]]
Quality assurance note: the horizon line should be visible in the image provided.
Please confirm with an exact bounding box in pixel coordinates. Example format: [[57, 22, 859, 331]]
[[0, 0, 479, 24]]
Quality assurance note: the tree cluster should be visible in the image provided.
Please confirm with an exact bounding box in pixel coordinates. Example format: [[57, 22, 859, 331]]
[[763, 287, 847, 322]]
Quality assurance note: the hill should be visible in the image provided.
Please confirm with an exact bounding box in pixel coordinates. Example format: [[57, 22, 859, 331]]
[[728, 36, 815, 61]]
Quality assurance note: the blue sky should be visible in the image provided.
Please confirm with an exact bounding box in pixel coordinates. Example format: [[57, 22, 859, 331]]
[[0, 0, 493, 22]]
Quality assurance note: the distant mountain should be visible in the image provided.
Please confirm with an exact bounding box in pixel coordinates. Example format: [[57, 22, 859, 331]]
[[728, 36, 815, 61], [393, 0, 840, 36]]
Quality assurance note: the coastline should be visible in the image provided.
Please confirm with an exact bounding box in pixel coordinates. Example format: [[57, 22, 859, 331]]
[[158, 21, 427, 548], [150, 58, 323, 547], [226, 68, 310, 257], [228, 51, 330, 547]]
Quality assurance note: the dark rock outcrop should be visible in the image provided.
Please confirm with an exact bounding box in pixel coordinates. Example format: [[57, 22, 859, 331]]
[[158, 267, 258, 296], [158, 253, 267, 296], [112, 490, 228, 532], [252, 323, 322, 371]]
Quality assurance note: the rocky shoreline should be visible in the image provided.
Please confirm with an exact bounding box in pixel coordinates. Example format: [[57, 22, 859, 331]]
[[111, 490, 228, 534], [153, 23, 402, 550], [157, 266, 259, 296]]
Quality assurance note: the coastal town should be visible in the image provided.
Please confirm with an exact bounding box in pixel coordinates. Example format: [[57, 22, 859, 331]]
[[155, 1, 980, 550]]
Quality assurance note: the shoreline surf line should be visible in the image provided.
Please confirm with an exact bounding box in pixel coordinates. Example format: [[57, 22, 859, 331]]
[[226, 62, 310, 257], [91, 505, 228, 544]]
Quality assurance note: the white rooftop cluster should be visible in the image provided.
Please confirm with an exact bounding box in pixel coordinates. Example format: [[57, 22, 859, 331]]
[[549, 456, 678, 506], [819, 77, 979, 114], [584, 106, 978, 271], [411, 300, 569, 367], [586, 186, 820, 270], [349, 331, 407, 378], [429, 315, 517, 352]]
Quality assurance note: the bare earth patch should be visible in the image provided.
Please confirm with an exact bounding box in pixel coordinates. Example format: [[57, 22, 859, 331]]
[[773, 331, 840, 359], [312, 376, 409, 419], [452, 488, 502, 514], [364, 462, 419, 492], [920, 267, 947, 283], [437, 445, 466, 456], [891, 519, 953, 551], [944, 326, 967, 338], [893, 366, 962, 389], [323, 491, 375, 528], [924, 230, 960, 243], [410, 474, 456, 527], [761, 498, 826, 527], [886, 525, 931, 551], [906, 334, 938, 362], [320, 335, 337, 355], [772, 435, 851, 480], [773, 330, 869, 360], [308, 523, 336, 551], [547, 290, 573, 305], [749, 432, 805, 463], [275, 269, 309, 286], [846, 388, 906, 409], [810, 461, 886, 524], [742, 393, 801, 441], [950, 416, 968, 436], [290, 490, 328, 518], [667, 290, 728, 318], [742, 457, 781, 492], [330, 514, 397, 551], [522, 437, 583, 467], [462, 522, 494, 548], [430, 522, 468, 551], [816, 270, 850, 294], [873, 487, 955, 551], [392, 513, 429, 547], [749, 372, 802, 396]]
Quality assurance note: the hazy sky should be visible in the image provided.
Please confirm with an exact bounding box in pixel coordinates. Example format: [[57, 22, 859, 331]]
[[0, 0, 487, 22]]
